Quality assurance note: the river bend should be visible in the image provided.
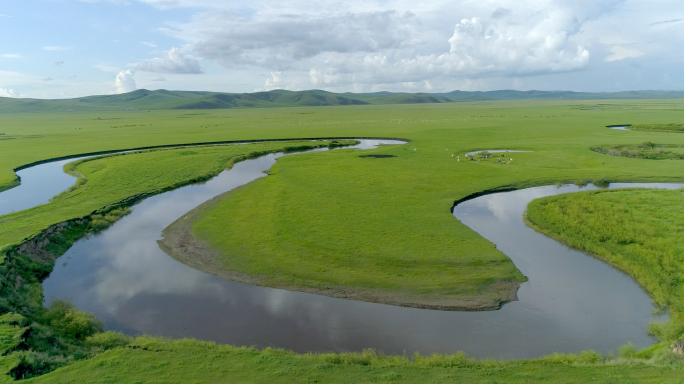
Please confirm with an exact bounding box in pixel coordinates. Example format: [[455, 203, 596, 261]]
[[2, 141, 676, 358]]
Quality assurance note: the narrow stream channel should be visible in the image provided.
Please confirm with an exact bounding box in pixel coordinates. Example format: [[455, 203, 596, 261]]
[[0, 156, 91, 216], [10, 142, 678, 359]]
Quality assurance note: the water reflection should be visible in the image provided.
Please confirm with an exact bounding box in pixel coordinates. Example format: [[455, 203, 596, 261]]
[[0, 140, 404, 217], [0, 157, 89, 216], [42, 145, 678, 359]]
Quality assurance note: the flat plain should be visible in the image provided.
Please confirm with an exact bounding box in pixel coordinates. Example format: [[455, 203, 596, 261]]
[[1, 99, 684, 382]]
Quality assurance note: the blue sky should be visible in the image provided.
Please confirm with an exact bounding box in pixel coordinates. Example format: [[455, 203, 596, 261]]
[[1, 0, 683, 98]]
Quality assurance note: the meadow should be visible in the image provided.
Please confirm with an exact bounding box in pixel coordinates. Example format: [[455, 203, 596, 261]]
[[631, 123, 684, 133], [592, 142, 684, 160], [21, 337, 684, 384], [1, 99, 684, 381]]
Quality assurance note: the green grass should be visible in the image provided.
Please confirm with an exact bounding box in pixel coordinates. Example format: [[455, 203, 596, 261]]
[[527, 189, 684, 322], [191, 147, 527, 307], [188, 99, 684, 307], [631, 124, 684, 133], [0, 314, 27, 383], [21, 337, 684, 384], [0, 140, 349, 250], [2, 99, 684, 381]]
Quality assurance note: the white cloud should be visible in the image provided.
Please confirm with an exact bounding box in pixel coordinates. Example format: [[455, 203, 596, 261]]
[[309, 8, 591, 88], [156, 1, 605, 91], [3, 0, 684, 96], [1, 54, 21, 59], [0, 14, 10, 18], [135, 47, 203, 74], [141, 41, 158, 47], [0, 88, 17, 97], [43, 46, 72, 51], [255, 71, 283, 91], [184, 10, 415, 69], [605, 45, 645, 62], [114, 70, 136, 93], [445, 14, 589, 73]]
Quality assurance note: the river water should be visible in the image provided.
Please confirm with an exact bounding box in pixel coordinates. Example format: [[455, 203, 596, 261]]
[[2, 141, 677, 358], [0, 156, 90, 216]]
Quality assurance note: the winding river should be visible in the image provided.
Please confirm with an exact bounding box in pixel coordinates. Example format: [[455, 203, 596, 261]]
[[0, 141, 679, 359]]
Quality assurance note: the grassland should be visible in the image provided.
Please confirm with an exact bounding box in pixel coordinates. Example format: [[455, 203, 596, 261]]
[[21, 337, 684, 384], [174, 99, 684, 310], [526, 189, 684, 323], [631, 124, 684, 133], [592, 142, 684, 159], [0, 140, 352, 251], [2, 99, 684, 381]]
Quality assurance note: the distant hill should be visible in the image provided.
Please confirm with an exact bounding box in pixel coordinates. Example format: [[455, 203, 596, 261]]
[[0, 89, 683, 113], [438, 90, 684, 101]]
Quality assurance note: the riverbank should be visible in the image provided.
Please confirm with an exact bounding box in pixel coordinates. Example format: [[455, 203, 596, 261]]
[[526, 188, 684, 323]]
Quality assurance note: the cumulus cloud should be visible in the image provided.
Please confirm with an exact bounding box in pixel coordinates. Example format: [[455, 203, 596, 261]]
[[154, 1, 605, 91], [114, 70, 136, 93], [0, 88, 17, 97], [135, 47, 203, 74], [8, 0, 684, 96], [141, 41, 157, 47], [605, 45, 645, 61], [309, 9, 590, 87], [190, 10, 415, 69], [445, 15, 589, 73], [255, 71, 283, 92]]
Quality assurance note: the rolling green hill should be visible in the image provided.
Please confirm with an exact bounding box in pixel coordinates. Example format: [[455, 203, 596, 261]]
[[439, 90, 684, 101], [1, 89, 682, 114], [0, 89, 447, 114]]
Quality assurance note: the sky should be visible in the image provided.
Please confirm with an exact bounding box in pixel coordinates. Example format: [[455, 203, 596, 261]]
[[1, 0, 683, 99]]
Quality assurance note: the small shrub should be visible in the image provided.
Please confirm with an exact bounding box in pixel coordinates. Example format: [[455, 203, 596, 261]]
[[41, 301, 102, 340], [578, 350, 603, 363], [592, 179, 610, 188], [86, 331, 133, 350], [618, 343, 638, 358], [649, 320, 684, 342]]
